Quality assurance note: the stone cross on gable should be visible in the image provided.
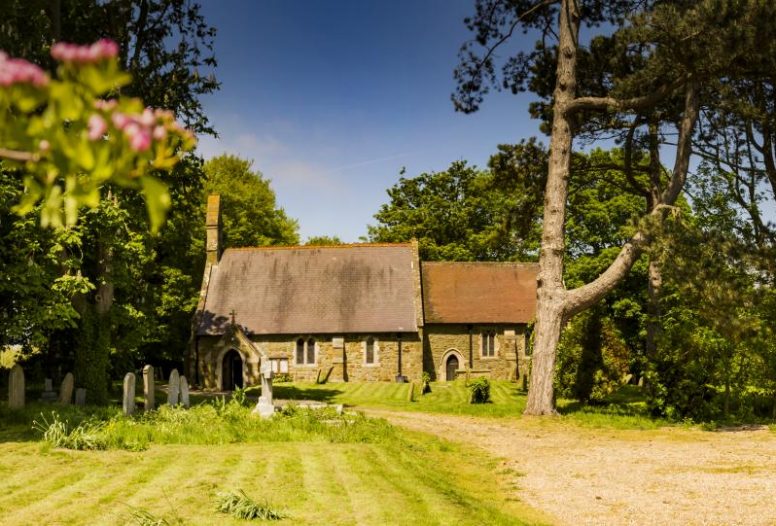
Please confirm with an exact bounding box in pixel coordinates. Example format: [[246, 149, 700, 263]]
[[229, 309, 236, 326]]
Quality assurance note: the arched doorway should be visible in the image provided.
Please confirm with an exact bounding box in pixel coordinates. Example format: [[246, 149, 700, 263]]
[[445, 354, 459, 381], [222, 349, 243, 391]]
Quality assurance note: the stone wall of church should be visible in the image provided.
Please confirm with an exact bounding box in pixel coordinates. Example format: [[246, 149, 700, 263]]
[[195, 332, 423, 390], [423, 324, 529, 382]]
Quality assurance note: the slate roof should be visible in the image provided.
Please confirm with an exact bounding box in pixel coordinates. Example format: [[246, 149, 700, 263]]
[[421, 261, 538, 324], [197, 243, 420, 336]]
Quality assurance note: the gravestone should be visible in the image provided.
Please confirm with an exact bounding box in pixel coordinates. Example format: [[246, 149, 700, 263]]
[[8, 364, 25, 409], [143, 365, 155, 410], [123, 372, 136, 415], [40, 378, 57, 402], [167, 369, 180, 406], [253, 360, 275, 418], [58, 372, 74, 404], [74, 388, 86, 406], [179, 376, 190, 408]]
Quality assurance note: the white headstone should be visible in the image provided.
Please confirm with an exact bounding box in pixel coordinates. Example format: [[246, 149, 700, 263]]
[[143, 365, 155, 410], [179, 375, 190, 408], [8, 364, 24, 409], [122, 373, 136, 415], [167, 369, 180, 406]]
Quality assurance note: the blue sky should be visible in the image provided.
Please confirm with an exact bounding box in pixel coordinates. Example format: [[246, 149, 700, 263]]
[[197, 0, 543, 242]]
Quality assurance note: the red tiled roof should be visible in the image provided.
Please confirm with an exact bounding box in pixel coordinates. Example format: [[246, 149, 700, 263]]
[[198, 244, 419, 335], [421, 261, 538, 324]]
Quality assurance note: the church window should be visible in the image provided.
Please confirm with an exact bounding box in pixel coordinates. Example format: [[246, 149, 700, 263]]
[[296, 338, 305, 364], [306, 337, 316, 364], [482, 331, 496, 357], [296, 337, 317, 365], [365, 337, 377, 365]]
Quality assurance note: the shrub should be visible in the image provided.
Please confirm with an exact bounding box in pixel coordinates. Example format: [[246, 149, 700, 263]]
[[32, 412, 108, 450], [467, 378, 491, 404], [421, 372, 432, 395], [216, 489, 284, 520]]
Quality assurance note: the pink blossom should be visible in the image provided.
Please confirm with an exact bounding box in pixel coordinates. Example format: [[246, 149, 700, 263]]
[[140, 108, 156, 127], [50, 39, 120, 64], [87, 114, 108, 141], [0, 51, 49, 87], [129, 129, 152, 152], [111, 112, 130, 130], [152, 125, 167, 140], [39, 140, 51, 152]]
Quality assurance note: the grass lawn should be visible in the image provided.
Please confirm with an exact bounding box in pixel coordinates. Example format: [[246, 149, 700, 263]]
[[263, 381, 668, 429], [0, 402, 549, 526]]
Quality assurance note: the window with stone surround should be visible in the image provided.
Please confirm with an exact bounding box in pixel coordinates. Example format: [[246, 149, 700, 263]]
[[364, 336, 379, 365], [481, 331, 496, 357], [296, 337, 317, 365]]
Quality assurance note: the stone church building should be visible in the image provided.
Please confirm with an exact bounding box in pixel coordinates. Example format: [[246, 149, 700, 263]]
[[190, 195, 537, 390]]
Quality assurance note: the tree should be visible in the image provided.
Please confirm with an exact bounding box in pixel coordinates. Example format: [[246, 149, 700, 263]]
[[305, 236, 343, 246], [369, 145, 545, 261], [0, 0, 218, 401], [203, 154, 299, 248], [455, 0, 776, 414]]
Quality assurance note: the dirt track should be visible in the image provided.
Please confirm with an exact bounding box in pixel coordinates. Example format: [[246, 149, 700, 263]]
[[370, 410, 776, 526]]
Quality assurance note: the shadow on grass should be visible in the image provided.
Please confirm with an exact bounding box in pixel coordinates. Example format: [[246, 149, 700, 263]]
[[271, 384, 341, 403]]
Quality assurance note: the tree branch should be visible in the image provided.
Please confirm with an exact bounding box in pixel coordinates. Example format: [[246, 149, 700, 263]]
[[0, 148, 37, 163], [564, 77, 685, 116]]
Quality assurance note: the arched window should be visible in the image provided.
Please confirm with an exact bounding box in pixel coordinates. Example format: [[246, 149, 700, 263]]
[[306, 337, 316, 364], [296, 338, 305, 364], [365, 337, 375, 365], [482, 331, 496, 357]]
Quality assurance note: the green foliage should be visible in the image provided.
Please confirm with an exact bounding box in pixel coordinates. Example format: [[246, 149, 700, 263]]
[[556, 308, 630, 404], [203, 154, 299, 248], [73, 306, 110, 405], [421, 372, 432, 395], [215, 489, 285, 521], [33, 412, 108, 451], [467, 378, 491, 404], [305, 235, 343, 245]]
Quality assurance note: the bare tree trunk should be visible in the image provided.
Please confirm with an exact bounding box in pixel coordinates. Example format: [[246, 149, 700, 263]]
[[525, 0, 579, 415]]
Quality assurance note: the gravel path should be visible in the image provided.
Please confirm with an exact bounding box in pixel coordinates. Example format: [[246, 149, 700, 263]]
[[369, 410, 776, 526]]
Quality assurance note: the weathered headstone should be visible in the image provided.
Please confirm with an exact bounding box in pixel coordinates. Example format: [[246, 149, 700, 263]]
[[40, 378, 57, 402], [58, 372, 74, 404], [8, 364, 25, 409], [143, 365, 155, 410], [253, 360, 275, 418], [167, 369, 180, 406], [123, 372, 136, 415], [179, 375, 190, 408], [74, 388, 86, 406]]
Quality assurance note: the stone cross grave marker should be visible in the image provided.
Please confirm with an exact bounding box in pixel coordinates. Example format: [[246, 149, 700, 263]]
[[254, 359, 275, 418], [168, 369, 180, 406], [179, 375, 190, 408], [143, 365, 155, 410], [8, 364, 25, 409], [58, 372, 74, 404], [123, 372, 136, 415], [74, 388, 86, 406]]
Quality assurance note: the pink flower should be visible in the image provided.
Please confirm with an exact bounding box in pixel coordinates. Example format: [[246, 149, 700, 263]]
[[0, 51, 49, 87], [152, 125, 167, 140], [50, 39, 120, 64], [129, 130, 151, 152], [111, 112, 130, 130], [39, 140, 51, 152], [87, 114, 108, 141], [140, 108, 155, 127]]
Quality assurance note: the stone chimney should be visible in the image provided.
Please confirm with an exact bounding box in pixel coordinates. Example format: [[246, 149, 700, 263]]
[[205, 194, 222, 264]]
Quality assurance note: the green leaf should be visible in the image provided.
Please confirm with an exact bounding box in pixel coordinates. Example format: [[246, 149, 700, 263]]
[[140, 175, 170, 234]]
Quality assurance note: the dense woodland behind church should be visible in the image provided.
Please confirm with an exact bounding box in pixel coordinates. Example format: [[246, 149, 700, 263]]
[[1, 0, 776, 423]]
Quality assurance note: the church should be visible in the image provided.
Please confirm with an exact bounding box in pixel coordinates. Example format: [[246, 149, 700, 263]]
[[189, 195, 537, 390]]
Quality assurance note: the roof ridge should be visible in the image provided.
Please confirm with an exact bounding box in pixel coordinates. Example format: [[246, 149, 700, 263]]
[[224, 242, 412, 252], [422, 261, 539, 266]]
